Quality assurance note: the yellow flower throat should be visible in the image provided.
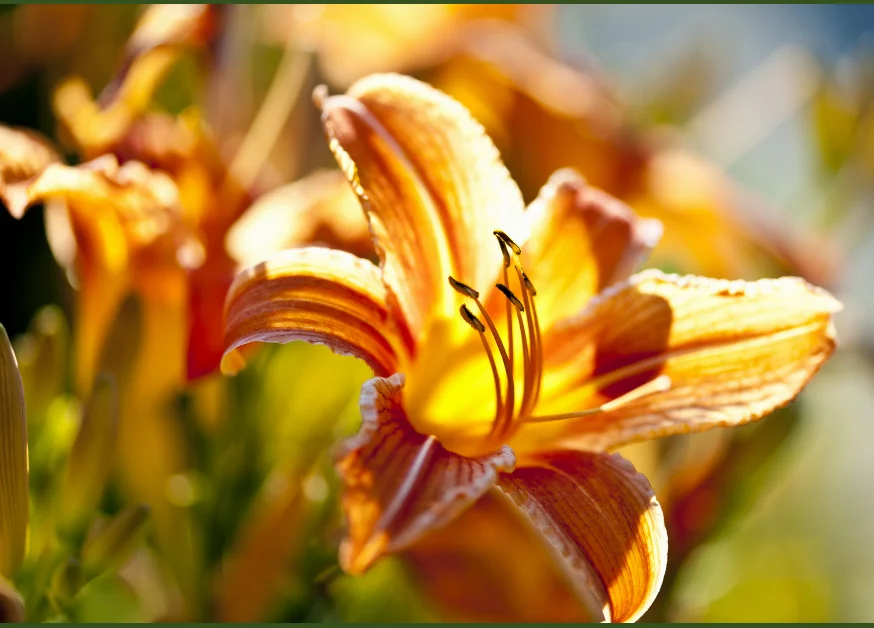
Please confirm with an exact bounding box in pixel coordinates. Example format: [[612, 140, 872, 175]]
[[448, 231, 672, 453]]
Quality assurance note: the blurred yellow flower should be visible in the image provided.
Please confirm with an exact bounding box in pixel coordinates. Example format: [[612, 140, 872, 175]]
[[265, 4, 553, 87], [223, 75, 840, 621]]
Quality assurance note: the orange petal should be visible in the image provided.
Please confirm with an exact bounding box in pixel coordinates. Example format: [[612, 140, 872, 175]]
[[223, 247, 412, 377], [0, 124, 61, 217], [320, 74, 526, 338], [336, 373, 515, 574], [518, 169, 662, 330], [225, 169, 373, 268], [405, 490, 603, 622], [532, 271, 840, 451], [498, 451, 667, 623]]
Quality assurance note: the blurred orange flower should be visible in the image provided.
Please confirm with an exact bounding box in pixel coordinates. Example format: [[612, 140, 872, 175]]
[[426, 23, 837, 286], [223, 75, 839, 621]]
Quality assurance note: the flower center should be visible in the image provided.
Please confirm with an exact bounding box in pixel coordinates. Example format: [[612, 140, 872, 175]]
[[449, 231, 672, 452]]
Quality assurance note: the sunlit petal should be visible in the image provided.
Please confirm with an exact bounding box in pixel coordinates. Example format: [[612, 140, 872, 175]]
[[320, 73, 526, 337], [531, 271, 840, 451], [499, 451, 667, 623], [223, 247, 412, 377], [336, 373, 515, 574]]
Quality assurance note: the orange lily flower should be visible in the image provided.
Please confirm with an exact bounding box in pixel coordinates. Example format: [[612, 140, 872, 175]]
[[223, 75, 839, 621]]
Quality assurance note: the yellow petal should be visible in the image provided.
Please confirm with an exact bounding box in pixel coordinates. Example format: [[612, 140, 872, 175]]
[[515, 168, 662, 330], [499, 451, 667, 623], [0, 574, 24, 622], [57, 376, 119, 541], [0, 124, 61, 216], [223, 247, 412, 377], [528, 271, 840, 452], [226, 169, 373, 268], [404, 490, 601, 622], [336, 373, 515, 574], [320, 74, 526, 338], [0, 325, 28, 578]]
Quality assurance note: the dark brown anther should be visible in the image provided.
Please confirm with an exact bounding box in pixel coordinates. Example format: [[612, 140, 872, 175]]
[[496, 283, 525, 312], [493, 230, 522, 255], [448, 276, 480, 299], [459, 304, 486, 333], [522, 272, 537, 296]]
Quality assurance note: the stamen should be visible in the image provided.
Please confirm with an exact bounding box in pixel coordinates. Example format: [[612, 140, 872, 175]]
[[496, 284, 524, 312], [458, 304, 504, 429], [522, 375, 672, 423], [448, 276, 480, 299], [522, 272, 537, 296]]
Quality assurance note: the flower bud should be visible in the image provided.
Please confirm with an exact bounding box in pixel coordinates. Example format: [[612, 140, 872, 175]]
[[0, 325, 28, 577]]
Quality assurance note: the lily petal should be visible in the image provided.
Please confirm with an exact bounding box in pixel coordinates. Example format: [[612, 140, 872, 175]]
[[336, 373, 515, 574], [0, 325, 28, 578], [534, 271, 840, 451], [405, 490, 603, 622], [320, 74, 526, 338], [498, 451, 667, 623], [223, 247, 411, 377], [0, 124, 61, 216], [518, 168, 662, 330]]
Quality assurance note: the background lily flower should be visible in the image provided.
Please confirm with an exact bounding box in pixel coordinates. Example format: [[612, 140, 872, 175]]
[[223, 74, 840, 621], [421, 23, 838, 286]]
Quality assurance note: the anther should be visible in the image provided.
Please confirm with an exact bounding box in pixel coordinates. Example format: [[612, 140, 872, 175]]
[[496, 238, 511, 268], [448, 276, 480, 299], [496, 283, 524, 312], [459, 304, 485, 333], [493, 230, 521, 255], [522, 272, 537, 296]]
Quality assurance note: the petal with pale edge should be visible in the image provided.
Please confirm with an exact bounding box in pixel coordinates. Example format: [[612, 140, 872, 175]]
[[0, 325, 28, 578], [514, 169, 662, 330], [320, 74, 526, 338], [223, 247, 411, 377], [336, 373, 515, 574], [533, 271, 840, 451], [498, 451, 667, 623]]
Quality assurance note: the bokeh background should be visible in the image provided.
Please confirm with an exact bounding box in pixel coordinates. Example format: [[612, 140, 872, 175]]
[[1, 4, 873, 622]]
